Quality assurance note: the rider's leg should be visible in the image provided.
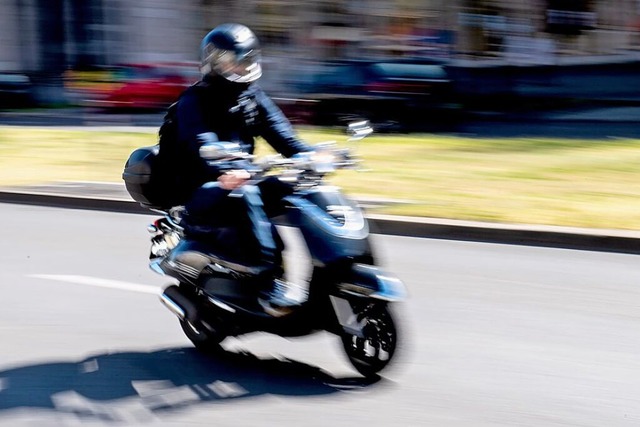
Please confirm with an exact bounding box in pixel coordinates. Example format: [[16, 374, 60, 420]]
[[183, 182, 257, 261], [235, 184, 279, 265], [183, 182, 235, 229], [238, 184, 300, 314]]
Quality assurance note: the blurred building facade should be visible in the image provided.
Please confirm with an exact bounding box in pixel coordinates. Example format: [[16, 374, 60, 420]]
[[1, 0, 640, 90]]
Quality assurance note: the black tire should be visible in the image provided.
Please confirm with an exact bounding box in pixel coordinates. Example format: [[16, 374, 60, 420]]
[[341, 303, 398, 378], [179, 319, 225, 354]]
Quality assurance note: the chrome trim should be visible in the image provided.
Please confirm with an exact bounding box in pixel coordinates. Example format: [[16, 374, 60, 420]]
[[347, 120, 373, 141], [207, 258, 263, 276], [159, 293, 186, 320], [166, 260, 200, 279], [337, 283, 373, 297], [207, 296, 236, 313], [338, 288, 370, 298], [208, 263, 232, 274], [306, 185, 341, 195]]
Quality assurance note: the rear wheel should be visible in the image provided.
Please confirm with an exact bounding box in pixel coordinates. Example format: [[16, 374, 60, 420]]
[[341, 303, 398, 378], [180, 319, 225, 354]]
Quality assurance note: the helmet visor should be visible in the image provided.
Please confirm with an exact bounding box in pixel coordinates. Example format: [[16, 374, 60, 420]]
[[205, 47, 262, 83]]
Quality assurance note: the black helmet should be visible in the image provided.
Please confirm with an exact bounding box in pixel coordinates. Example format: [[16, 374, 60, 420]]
[[199, 23, 262, 83]]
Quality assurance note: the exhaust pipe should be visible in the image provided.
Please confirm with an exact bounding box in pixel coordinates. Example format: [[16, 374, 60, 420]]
[[160, 292, 186, 320], [160, 285, 199, 323]]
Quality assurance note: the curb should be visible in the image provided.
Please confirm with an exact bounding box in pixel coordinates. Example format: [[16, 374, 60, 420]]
[[2, 190, 639, 255], [366, 214, 640, 255]]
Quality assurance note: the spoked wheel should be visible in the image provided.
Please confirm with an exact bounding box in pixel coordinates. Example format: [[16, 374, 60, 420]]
[[180, 319, 225, 354], [341, 303, 398, 378]]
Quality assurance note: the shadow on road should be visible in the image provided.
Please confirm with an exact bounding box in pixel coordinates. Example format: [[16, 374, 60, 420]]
[[0, 346, 380, 422]]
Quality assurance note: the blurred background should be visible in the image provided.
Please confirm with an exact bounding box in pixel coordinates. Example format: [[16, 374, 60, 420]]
[[1, 0, 640, 128]]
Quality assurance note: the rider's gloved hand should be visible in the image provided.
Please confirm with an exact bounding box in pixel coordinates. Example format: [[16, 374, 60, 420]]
[[218, 169, 251, 190]]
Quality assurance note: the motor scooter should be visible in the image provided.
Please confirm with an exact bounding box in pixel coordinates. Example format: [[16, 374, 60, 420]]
[[126, 122, 407, 377]]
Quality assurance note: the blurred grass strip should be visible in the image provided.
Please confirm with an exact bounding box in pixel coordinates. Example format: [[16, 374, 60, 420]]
[[1, 126, 640, 230]]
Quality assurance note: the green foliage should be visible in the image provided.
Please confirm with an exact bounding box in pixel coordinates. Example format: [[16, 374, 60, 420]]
[[1, 126, 640, 230]]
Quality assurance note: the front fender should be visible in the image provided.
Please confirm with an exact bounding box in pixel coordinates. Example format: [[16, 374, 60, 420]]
[[336, 263, 407, 302]]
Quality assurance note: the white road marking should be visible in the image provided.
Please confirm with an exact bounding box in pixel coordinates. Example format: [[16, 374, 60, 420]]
[[29, 274, 161, 295]]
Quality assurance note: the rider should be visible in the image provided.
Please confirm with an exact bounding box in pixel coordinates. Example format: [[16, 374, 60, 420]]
[[173, 23, 313, 313]]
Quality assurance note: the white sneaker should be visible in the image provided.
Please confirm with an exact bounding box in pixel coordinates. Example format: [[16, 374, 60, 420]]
[[258, 279, 300, 317]]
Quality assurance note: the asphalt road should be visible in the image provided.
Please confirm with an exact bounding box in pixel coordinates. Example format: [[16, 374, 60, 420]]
[[1, 203, 640, 426]]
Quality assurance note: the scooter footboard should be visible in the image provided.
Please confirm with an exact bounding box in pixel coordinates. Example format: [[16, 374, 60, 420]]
[[335, 263, 407, 302]]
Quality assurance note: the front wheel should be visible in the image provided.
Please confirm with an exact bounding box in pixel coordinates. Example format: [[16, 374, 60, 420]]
[[180, 319, 225, 354], [341, 303, 398, 377]]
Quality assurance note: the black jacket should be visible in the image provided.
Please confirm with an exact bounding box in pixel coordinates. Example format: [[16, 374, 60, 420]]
[[174, 76, 311, 196]]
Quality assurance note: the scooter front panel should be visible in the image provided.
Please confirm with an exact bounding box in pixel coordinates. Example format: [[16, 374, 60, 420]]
[[283, 189, 372, 265]]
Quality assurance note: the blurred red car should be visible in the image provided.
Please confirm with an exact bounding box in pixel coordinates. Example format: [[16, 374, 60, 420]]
[[71, 62, 200, 110]]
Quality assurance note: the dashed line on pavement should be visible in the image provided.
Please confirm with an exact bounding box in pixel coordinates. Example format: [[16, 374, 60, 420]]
[[28, 274, 161, 295]]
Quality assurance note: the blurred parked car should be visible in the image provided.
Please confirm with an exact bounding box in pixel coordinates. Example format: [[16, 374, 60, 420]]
[[296, 59, 455, 130], [0, 73, 33, 108], [66, 62, 199, 111]]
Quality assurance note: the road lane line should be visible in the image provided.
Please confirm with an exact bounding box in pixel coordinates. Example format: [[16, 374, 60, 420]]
[[29, 274, 161, 295]]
